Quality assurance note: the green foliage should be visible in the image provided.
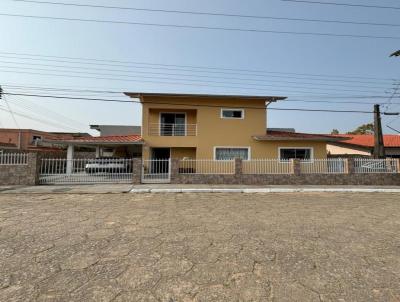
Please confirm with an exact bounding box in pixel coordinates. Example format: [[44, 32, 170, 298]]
[[331, 129, 339, 135], [347, 123, 374, 135]]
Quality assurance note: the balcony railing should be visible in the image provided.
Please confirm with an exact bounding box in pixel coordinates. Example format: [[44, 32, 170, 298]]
[[148, 123, 197, 136]]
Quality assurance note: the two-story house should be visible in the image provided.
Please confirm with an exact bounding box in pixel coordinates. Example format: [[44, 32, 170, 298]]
[[124, 92, 340, 163]]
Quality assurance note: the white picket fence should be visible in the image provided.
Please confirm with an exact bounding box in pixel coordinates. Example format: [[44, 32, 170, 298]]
[[0, 153, 28, 165], [300, 159, 347, 174], [354, 158, 399, 173], [179, 159, 235, 174], [242, 159, 292, 174]]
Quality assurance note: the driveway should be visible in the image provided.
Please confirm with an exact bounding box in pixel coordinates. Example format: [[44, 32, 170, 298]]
[[0, 193, 399, 301]]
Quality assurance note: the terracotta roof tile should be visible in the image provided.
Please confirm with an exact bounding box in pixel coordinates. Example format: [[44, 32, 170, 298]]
[[253, 131, 347, 142], [46, 134, 143, 144], [71, 134, 142, 143], [331, 134, 400, 148]]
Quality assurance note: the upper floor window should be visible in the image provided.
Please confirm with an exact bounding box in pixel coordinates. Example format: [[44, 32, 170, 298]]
[[221, 108, 244, 119], [279, 147, 313, 161]]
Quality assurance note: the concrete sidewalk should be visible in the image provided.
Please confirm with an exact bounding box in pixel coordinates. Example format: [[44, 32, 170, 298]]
[[0, 184, 134, 194], [1, 184, 400, 194], [131, 184, 400, 193]]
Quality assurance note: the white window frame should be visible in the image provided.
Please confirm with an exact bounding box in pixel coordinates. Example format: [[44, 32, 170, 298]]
[[158, 112, 187, 136], [278, 147, 314, 162], [220, 108, 244, 119], [213, 146, 251, 160]]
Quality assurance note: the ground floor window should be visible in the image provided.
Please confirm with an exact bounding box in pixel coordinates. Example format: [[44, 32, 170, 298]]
[[279, 147, 313, 161], [215, 147, 249, 160]]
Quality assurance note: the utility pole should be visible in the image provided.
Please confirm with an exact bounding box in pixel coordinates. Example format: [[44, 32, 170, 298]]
[[373, 104, 385, 158], [0, 85, 2, 99]]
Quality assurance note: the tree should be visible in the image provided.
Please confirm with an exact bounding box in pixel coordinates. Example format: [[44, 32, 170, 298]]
[[331, 129, 339, 135], [347, 123, 374, 135]]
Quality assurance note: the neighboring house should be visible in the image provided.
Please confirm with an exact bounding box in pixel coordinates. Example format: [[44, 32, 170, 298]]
[[0, 128, 90, 152], [124, 92, 344, 161], [327, 134, 400, 158], [90, 125, 141, 136]]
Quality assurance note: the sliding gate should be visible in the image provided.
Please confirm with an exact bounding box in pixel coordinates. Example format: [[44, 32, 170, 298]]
[[39, 158, 134, 184]]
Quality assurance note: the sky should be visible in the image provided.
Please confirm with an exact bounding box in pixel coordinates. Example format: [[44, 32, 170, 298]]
[[0, 0, 399, 135]]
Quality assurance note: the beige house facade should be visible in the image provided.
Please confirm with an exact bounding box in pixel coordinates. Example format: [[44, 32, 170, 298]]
[[125, 92, 341, 161]]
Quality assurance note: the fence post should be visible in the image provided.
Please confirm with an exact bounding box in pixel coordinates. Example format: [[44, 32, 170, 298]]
[[27, 153, 40, 185], [347, 158, 355, 174], [170, 158, 180, 183], [131, 158, 142, 184], [235, 158, 243, 176], [292, 159, 301, 176]]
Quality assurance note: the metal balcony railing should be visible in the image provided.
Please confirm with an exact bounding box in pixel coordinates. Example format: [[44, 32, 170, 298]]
[[148, 123, 197, 136]]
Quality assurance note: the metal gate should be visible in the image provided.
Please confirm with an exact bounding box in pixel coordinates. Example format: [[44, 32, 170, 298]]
[[141, 159, 171, 183], [39, 158, 134, 184]]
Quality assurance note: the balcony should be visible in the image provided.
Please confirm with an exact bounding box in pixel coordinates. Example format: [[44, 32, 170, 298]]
[[148, 123, 197, 136]]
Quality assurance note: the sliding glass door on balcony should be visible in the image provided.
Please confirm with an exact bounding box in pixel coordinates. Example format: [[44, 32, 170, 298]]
[[160, 113, 186, 136]]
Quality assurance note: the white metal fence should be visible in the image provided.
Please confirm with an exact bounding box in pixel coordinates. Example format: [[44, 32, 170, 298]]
[[148, 123, 197, 136], [0, 153, 28, 165], [242, 159, 292, 174], [39, 158, 134, 184], [179, 159, 235, 174], [354, 158, 399, 173], [300, 159, 347, 174], [142, 159, 171, 183]]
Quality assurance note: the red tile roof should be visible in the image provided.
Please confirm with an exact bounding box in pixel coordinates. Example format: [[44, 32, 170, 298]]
[[46, 134, 143, 144], [331, 134, 400, 148], [253, 131, 347, 142]]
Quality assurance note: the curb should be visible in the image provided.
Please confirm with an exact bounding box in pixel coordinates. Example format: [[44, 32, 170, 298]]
[[130, 188, 400, 193]]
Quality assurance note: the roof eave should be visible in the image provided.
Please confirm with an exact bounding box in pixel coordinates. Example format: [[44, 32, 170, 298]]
[[42, 140, 143, 146], [253, 136, 348, 142], [124, 92, 286, 102]]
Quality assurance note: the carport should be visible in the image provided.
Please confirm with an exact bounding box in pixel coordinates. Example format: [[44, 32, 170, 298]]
[[39, 135, 143, 184]]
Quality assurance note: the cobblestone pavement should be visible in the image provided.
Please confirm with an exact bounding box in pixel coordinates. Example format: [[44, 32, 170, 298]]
[[1, 193, 400, 301]]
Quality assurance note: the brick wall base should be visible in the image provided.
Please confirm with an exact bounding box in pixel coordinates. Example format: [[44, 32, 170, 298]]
[[0, 154, 39, 186], [172, 174, 400, 186]]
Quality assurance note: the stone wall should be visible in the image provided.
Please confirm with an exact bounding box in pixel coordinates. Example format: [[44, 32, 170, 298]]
[[170, 159, 400, 186], [0, 153, 39, 186]]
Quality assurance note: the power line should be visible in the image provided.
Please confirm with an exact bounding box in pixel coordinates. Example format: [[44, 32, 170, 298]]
[[0, 106, 81, 131], [11, 0, 400, 28], [6, 94, 86, 130], [3, 83, 399, 100], [281, 0, 400, 10], [5, 88, 398, 106], [0, 64, 392, 93], [0, 65, 393, 95], [0, 51, 393, 82], [0, 56, 392, 87], [1, 92, 380, 114], [1, 12, 400, 40], [2, 95, 20, 128], [0, 59, 393, 90]]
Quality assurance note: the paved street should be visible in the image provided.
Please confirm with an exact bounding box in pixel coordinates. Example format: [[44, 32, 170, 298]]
[[1, 193, 400, 301]]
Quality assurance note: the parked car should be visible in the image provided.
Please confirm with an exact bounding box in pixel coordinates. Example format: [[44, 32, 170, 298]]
[[85, 158, 131, 174]]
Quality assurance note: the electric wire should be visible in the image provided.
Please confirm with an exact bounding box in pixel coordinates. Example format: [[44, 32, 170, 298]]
[[11, 0, 400, 28], [1, 12, 399, 40]]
